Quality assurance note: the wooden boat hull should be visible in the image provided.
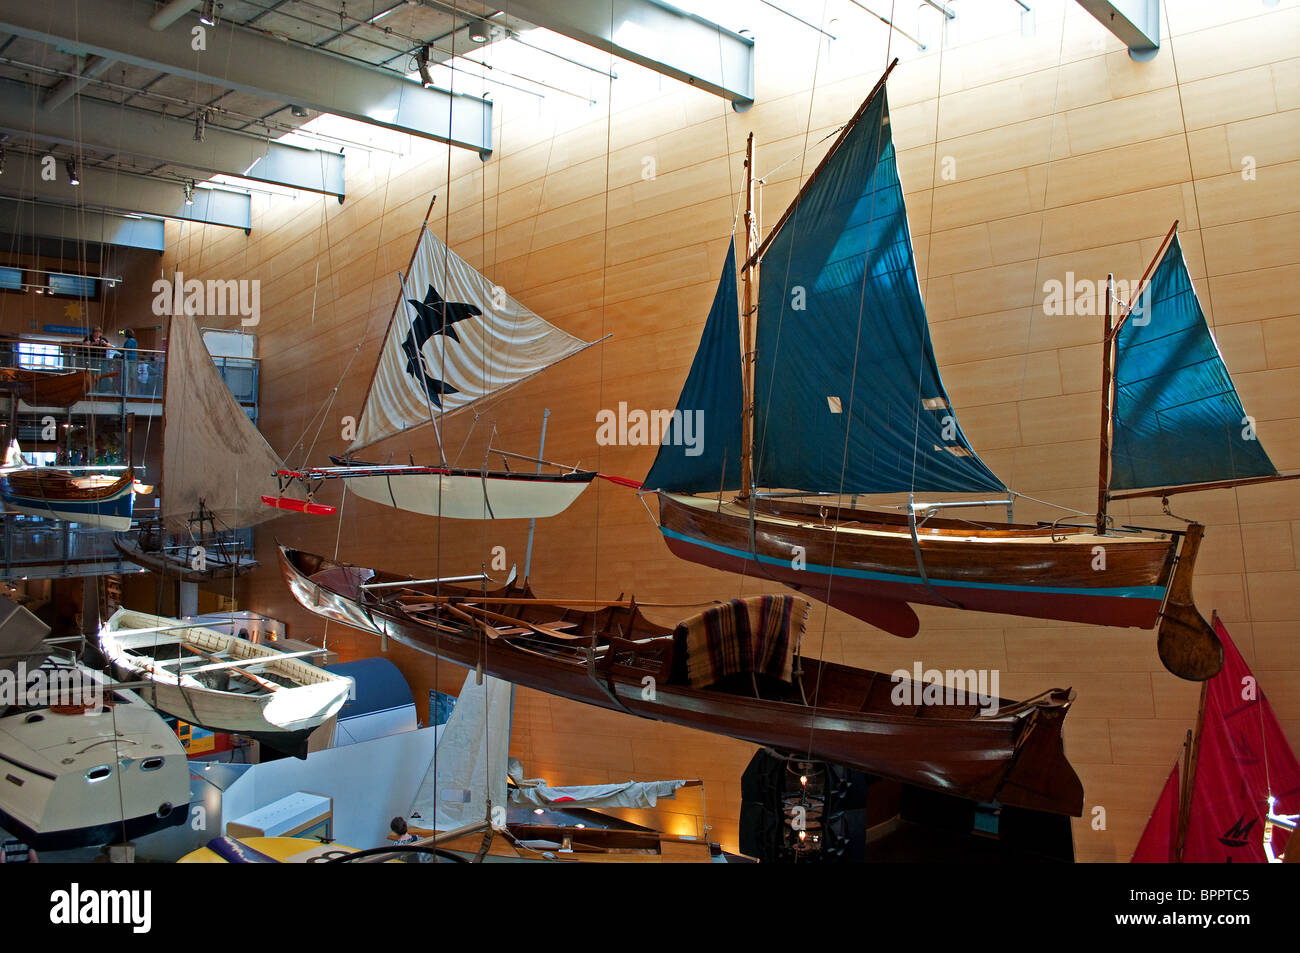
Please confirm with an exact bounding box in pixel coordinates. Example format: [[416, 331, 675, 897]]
[[0, 468, 134, 530], [658, 492, 1177, 636], [313, 457, 596, 520], [112, 531, 260, 583], [98, 609, 351, 747], [0, 367, 115, 408], [277, 545, 1085, 816]]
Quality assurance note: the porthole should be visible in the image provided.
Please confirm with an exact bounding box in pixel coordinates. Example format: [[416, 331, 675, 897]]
[[141, 757, 164, 771], [24, 713, 43, 723], [85, 765, 112, 782]]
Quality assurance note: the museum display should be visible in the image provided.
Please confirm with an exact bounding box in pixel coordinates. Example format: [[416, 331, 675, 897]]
[[278, 544, 1084, 815], [641, 63, 1292, 683], [97, 607, 352, 757]]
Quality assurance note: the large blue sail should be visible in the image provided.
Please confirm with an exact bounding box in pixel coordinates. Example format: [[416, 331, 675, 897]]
[[1111, 234, 1277, 491], [642, 238, 744, 492], [752, 90, 1003, 495]]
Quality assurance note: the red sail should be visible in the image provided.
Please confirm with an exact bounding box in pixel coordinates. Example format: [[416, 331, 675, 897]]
[[1133, 618, 1300, 862], [1131, 764, 1179, 863]]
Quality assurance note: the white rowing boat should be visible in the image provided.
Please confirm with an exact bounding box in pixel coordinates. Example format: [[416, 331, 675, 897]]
[[98, 608, 351, 757]]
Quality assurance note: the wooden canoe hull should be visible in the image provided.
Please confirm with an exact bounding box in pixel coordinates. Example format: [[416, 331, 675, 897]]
[[657, 492, 1176, 637], [277, 545, 1084, 816], [112, 532, 260, 583], [0, 468, 135, 530], [0, 367, 115, 408]]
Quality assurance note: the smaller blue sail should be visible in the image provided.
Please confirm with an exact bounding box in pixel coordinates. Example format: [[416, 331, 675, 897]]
[[1111, 234, 1277, 491], [642, 238, 745, 492]]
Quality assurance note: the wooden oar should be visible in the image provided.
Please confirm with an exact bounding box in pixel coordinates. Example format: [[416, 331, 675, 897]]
[[182, 644, 279, 692]]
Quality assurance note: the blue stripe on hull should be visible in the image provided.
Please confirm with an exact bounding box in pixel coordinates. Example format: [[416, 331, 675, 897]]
[[660, 526, 1167, 601]]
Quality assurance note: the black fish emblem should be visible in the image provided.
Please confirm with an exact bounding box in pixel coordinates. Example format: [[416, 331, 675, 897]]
[[400, 284, 480, 408]]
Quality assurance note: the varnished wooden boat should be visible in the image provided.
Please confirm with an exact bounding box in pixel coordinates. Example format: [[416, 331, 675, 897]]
[[658, 493, 1187, 637], [0, 466, 134, 530], [0, 366, 115, 407], [112, 523, 259, 583], [278, 544, 1085, 816]]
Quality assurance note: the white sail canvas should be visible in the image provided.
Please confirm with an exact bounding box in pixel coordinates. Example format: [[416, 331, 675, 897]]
[[350, 228, 593, 452], [161, 314, 287, 529]]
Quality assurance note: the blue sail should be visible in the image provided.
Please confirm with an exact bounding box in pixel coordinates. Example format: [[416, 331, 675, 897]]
[[1111, 234, 1277, 491], [753, 90, 1004, 495], [642, 238, 745, 492]]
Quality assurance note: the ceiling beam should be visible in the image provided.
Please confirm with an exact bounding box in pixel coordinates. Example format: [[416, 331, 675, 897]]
[[0, 80, 346, 199], [504, 0, 754, 108], [1073, 0, 1160, 60], [0, 0, 493, 153], [0, 197, 164, 251], [0, 153, 251, 229]]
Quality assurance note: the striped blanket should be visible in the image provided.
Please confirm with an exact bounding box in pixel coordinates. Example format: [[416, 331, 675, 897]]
[[671, 595, 809, 688]]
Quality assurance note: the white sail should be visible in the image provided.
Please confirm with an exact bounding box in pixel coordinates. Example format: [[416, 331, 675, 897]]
[[350, 228, 594, 452], [409, 671, 511, 830], [508, 772, 692, 810], [161, 314, 287, 530]]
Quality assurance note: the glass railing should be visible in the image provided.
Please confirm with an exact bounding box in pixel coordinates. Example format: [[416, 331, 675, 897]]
[[0, 341, 259, 410]]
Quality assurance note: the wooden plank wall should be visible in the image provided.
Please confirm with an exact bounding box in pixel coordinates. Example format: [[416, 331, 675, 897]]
[[114, 0, 1300, 860]]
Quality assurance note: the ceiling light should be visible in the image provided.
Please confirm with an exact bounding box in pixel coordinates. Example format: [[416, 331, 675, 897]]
[[290, 105, 308, 118], [66, 159, 79, 186], [468, 18, 490, 43], [194, 109, 207, 141], [0, 145, 5, 175], [183, 180, 195, 206], [416, 44, 434, 88], [199, 0, 217, 26]]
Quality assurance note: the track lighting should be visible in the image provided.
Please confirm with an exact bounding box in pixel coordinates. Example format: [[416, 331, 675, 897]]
[[194, 109, 206, 141], [199, 0, 217, 26], [468, 18, 490, 43], [290, 105, 308, 118], [417, 44, 434, 88], [183, 180, 195, 206], [66, 159, 78, 186]]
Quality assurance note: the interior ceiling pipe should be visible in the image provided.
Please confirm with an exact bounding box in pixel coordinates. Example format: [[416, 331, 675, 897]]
[[148, 0, 203, 31], [1073, 0, 1159, 61], [42, 55, 116, 111]]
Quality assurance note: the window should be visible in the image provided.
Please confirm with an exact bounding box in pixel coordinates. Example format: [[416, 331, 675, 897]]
[[0, 267, 21, 291], [47, 273, 97, 298], [16, 342, 63, 371]]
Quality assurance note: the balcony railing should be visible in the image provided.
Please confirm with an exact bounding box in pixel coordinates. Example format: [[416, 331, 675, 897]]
[[0, 340, 259, 412]]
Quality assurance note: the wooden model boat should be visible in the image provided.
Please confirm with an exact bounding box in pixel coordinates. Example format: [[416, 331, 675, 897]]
[[0, 465, 134, 530], [640, 61, 1295, 682], [0, 660, 190, 850], [0, 366, 115, 408], [97, 607, 352, 757], [278, 544, 1085, 816]]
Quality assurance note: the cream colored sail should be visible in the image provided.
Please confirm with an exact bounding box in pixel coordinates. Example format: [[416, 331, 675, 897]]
[[349, 228, 594, 453], [161, 313, 287, 530]]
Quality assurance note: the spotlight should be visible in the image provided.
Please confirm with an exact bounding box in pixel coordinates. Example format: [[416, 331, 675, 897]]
[[199, 0, 217, 26], [66, 159, 79, 185], [467, 18, 490, 43], [290, 105, 308, 118], [194, 109, 206, 142], [183, 180, 195, 206], [416, 44, 434, 88]]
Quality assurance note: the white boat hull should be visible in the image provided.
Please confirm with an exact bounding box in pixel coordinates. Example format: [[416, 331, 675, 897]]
[[99, 609, 352, 740], [343, 470, 591, 520], [0, 665, 191, 850]]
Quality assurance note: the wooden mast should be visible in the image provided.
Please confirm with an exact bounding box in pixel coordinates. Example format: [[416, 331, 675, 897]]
[[1096, 274, 1114, 535], [739, 132, 758, 499], [1175, 675, 1210, 861]]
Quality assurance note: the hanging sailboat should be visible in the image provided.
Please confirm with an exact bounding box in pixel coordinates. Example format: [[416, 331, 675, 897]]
[[0, 365, 115, 409], [0, 410, 136, 531], [269, 205, 605, 521], [643, 60, 1294, 682], [1132, 615, 1300, 863], [114, 312, 306, 580], [277, 544, 1085, 817]]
